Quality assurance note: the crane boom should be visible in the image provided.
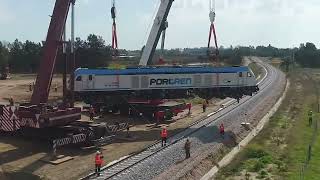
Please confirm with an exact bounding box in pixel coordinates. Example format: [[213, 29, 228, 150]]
[[139, 0, 174, 66], [31, 0, 73, 104]]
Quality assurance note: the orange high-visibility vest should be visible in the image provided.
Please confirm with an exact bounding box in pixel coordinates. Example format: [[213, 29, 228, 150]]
[[220, 125, 224, 133], [95, 154, 102, 165], [161, 129, 168, 138]]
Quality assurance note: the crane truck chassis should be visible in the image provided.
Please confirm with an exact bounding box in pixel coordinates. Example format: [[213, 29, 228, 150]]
[[0, 0, 128, 150], [0, 0, 188, 150]]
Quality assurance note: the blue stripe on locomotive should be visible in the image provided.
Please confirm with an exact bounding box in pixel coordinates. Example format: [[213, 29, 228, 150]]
[[75, 66, 249, 76]]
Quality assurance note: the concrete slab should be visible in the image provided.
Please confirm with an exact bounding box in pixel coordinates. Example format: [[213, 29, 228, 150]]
[[41, 155, 74, 165]]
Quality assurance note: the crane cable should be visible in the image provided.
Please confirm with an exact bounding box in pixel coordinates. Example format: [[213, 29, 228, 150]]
[[111, 0, 119, 56], [207, 0, 219, 60]]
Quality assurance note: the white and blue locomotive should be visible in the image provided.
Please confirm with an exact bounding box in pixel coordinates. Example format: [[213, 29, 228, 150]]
[[74, 66, 259, 105]]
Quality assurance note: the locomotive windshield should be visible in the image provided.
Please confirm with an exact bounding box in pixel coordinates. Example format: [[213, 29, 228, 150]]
[[76, 76, 82, 81]]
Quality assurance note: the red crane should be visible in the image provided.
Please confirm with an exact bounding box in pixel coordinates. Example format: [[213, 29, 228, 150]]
[[32, 0, 74, 104], [16, 0, 82, 130], [207, 0, 219, 61], [111, 0, 119, 56]]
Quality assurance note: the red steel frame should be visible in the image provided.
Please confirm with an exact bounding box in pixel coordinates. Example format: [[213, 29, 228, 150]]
[[207, 23, 219, 57], [31, 0, 73, 104]]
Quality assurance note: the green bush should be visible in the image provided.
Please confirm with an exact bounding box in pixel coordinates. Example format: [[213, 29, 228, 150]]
[[260, 155, 273, 164], [245, 159, 265, 172], [260, 170, 268, 176], [253, 161, 265, 172], [245, 145, 269, 159]]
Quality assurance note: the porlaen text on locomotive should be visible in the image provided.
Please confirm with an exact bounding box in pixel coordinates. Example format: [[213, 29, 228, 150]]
[[149, 78, 192, 86]]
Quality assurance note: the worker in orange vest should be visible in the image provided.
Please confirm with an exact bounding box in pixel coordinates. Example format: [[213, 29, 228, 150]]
[[161, 128, 168, 147], [187, 103, 192, 115], [95, 151, 104, 176], [219, 123, 225, 138]]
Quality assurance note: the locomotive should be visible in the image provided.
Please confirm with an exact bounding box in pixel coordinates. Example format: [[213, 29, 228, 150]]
[[74, 66, 259, 107]]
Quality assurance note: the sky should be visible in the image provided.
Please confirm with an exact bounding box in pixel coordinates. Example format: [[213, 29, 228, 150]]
[[0, 0, 320, 50]]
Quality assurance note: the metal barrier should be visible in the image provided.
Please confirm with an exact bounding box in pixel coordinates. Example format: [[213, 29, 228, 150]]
[[106, 122, 129, 134]]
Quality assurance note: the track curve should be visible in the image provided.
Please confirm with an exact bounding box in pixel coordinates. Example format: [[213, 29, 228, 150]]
[[82, 58, 285, 180]]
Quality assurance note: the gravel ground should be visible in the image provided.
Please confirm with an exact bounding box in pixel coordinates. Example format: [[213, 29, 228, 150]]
[[91, 58, 287, 180], [157, 58, 287, 180]]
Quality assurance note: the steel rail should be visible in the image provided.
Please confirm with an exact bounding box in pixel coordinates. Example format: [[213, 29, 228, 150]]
[[82, 62, 275, 180]]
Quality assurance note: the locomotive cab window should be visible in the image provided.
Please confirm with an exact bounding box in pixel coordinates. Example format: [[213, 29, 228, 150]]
[[76, 76, 82, 81], [89, 75, 93, 81], [239, 72, 243, 77], [247, 72, 252, 77]]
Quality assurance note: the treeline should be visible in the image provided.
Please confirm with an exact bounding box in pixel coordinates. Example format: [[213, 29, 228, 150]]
[[170, 44, 294, 66], [0, 34, 113, 73], [1, 36, 320, 73], [295, 43, 320, 67]]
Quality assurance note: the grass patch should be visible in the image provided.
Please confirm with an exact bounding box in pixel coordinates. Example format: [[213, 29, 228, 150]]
[[216, 67, 320, 180], [249, 62, 264, 79], [177, 96, 206, 105]]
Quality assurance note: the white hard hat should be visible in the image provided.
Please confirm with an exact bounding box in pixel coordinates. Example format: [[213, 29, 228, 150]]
[[96, 151, 100, 154]]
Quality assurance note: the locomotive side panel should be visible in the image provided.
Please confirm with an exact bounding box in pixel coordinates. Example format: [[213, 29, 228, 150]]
[[74, 70, 256, 92], [218, 73, 239, 87]]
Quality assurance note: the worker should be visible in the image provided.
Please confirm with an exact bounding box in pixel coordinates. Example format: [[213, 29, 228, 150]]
[[126, 125, 131, 138], [202, 99, 208, 113], [89, 106, 95, 121], [161, 127, 168, 147], [95, 151, 104, 176], [155, 111, 160, 124], [29, 83, 33, 92], [184, 138, 191, 159], [187, 103, 192, 115], [9, 97, 14, 106], [308, 110, 313, 126], [54, 83, 58, 92], [219, 123, 225, 138]]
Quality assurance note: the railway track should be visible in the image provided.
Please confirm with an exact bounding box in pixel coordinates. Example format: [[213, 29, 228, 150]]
[[82, 61, 278, 180]]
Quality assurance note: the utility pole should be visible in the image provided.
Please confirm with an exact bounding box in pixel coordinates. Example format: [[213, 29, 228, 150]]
[[62, 25, 67, 106], [70, 0, 75, 107]]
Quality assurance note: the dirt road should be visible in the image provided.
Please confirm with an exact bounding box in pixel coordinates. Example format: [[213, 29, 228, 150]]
[[0, 75, 62, 103]]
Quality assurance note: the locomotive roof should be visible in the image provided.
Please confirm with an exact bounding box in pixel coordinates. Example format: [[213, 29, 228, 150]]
[[75, 66, 249, 76]]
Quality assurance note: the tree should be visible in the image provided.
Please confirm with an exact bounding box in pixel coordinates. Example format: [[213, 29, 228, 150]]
[[0, 42, 9, 69], [22, 40, 42, 72], [75, 34, 111, 68], [295, 42, 320, 67], [9, 39, 24, 72], [87, 34, 105, 49]]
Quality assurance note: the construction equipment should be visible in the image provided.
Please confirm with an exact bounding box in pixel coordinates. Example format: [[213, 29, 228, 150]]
[[0, 0, 124, 148], [139, 0, 220, 66], [207, 0, 219, 60], [139, 0, 174, 66], [158, 20, 168, 65], [0, 66, 9, 80], [111, 0, 119, 57], [74, 0, 257, 119]]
